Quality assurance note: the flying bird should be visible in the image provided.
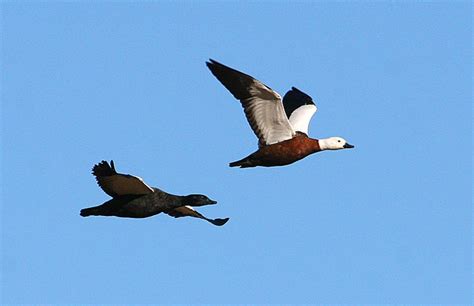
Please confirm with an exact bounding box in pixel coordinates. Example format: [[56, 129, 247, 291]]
[[206, 59, 354, 168], [80, 160, 229, 226]]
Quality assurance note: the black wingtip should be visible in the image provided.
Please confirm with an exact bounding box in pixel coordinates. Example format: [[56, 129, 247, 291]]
[[287, 87, 313, 102], [206, 58, 221, 71], [210, 218, 230, 226], [282, 87, 315, 118], [92, 160, 116, 177]]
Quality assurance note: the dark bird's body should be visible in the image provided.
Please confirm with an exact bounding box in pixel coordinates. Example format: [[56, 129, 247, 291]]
[[81, 188, 179, 218], [81, 161, 229, 226]]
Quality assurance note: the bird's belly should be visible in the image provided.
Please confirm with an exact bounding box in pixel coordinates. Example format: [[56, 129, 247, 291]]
[[115, 207, 160, 218], [256, 138, 318, 166], [258, 150, 309, 166], [115, 197, 163, 218]]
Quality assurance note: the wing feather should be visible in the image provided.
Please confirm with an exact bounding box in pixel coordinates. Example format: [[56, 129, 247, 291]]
[[206, 59, 295, 146], [166, 206, 229, 226], [92, 160, 154, 198], [282, 87, 317, 135]]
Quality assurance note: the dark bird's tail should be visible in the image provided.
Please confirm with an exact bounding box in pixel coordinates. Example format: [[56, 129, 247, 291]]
[[229, 157, 255, 168], [80, 207, 99, 217]]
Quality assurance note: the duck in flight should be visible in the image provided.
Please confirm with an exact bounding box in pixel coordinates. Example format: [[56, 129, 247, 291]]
[[206, 59, 354, 168], [80, 160, 229, 226]]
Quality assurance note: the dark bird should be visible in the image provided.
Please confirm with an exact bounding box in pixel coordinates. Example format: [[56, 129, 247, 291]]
[[206, 59, 354, 168], [80, 160, 229, 226]]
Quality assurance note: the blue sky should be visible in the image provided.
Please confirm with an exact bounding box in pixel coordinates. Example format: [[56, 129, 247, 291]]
[[1, 2, 471, 304]]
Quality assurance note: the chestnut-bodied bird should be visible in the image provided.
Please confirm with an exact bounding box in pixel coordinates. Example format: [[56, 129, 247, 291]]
[[80, 160, 229, 226], [206, 59, 354, 168]]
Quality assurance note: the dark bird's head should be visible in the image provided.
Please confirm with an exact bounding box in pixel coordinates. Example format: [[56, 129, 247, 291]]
[[184, 194, 217, 207]]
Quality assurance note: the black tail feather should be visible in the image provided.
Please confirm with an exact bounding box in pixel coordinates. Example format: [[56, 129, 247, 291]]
[[229, 157, 254, 168], [229, 161, 242, 168], [80, 207, 97, 217]]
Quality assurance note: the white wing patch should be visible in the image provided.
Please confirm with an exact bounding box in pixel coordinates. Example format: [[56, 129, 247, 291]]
[[288, 104, 317, 135]]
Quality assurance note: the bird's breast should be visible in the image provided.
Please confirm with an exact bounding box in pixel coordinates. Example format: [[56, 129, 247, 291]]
[[254, 135, 321, 166]]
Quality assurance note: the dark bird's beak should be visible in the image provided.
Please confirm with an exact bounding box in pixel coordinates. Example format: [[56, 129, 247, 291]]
[[208, 199, 217, 205], [343, 143, 354, 149]]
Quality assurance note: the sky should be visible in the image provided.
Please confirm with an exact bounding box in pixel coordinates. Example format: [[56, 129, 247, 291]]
[[1, 2, 472, 305]]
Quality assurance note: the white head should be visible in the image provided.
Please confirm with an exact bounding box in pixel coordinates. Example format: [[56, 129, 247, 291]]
[[319, 137, 354, 151]]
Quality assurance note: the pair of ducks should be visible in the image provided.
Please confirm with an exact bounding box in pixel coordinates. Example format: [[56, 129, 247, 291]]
[[81, 60, 354, 226]]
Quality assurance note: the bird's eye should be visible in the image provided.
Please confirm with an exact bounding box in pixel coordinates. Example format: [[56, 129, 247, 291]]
[[338, 140, 341, 143]]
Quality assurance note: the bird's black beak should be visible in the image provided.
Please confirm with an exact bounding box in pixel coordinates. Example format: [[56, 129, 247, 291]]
[[208, 199, 217, 205], [343, 143, 354, 149]]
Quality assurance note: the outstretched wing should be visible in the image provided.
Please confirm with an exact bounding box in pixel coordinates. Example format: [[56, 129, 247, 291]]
[[92, 160, 154, 198], [282, 87, 317, 136], [166, 206, 229, 226], [206, 59, 295, 146]]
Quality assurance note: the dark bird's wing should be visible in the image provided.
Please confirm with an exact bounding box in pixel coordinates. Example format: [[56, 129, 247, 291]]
[[206, 59, 295, 146], [166, 206, 229, 226], [282, 87, 317, 136], [92, 160, 154, 198]]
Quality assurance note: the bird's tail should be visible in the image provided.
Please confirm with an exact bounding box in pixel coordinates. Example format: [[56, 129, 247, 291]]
[[80, 207, 99, 217], [229, 156, 255, 168]]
